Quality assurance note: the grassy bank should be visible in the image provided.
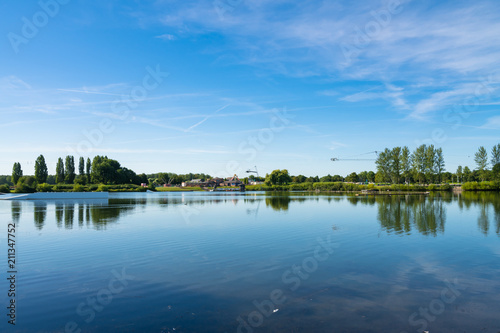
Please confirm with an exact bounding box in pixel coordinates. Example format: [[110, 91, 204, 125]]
[[245, 182, 454, 192], [2, 181, 498, 194], [156, 187, 204, 192]]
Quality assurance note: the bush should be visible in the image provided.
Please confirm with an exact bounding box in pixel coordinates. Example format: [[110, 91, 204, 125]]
[[53, 184, 74, 192], [73, 184, 85, 192], [74, 176, 86, 185], [36, 183, 53, 192], [0, 185, 10, 193], [96, 184, 109, 192], [14, 183, 36, 193]]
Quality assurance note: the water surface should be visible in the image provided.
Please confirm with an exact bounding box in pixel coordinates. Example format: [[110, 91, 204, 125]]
[[1, 192, 499, 332]]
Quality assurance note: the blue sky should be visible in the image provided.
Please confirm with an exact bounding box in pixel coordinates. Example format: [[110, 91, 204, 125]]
[[1, 0, 499, 177]]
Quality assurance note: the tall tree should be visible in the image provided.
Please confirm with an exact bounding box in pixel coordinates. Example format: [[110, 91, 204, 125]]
[[56, 158, 65, 183], [456, 165, 463, 183], [390, 147, 402, 184], [424, 145, 437, 184], [375, 148, 391, 183], [474, 146, 488, 181], [34, 155, 48, 184], [491, 144, 500, 167], [412, 145, 427, 184], [463, 166, 472, 182], [86, 157, 91, 183], [79, 157, 85, 177], [12, 162, 23, 184], [401, 146, 412, 184], [435, 148, 445, 183], [65, 155, 76, 184]]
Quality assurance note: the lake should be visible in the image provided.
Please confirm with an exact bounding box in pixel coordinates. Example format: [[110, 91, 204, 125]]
[[1, 192, 500, 333]]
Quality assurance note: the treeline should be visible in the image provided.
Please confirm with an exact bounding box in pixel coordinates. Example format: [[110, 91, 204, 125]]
[[373, 144, 500, 184], [7, 155, 149, 189], [148, 172, 212, 186], [0, 155, 215, 193]]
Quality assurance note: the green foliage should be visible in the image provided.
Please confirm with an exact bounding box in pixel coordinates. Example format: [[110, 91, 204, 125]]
[[78, 157, 85, 177], [73, 184, 85, 192], [74, 175, 86, 185], [34, 155, 48, 183], [36, 183, 53, 192], [474, 146, 488, 181], [53, 184, 74, 192], [0, 185, 10, 193], [14, 177, 37, 193], [491, 144, 500, 166], [12, 162, 23, 185], [56, 158, 65, 183], [345, 172, 359, 183], [265, 169, 292, 186], [493, 163, 500, 181], [96, 184, 109, 192], [14, 183, 36, 193], [86, 157, 91, 183], [462, 181, 500, 191], [65, 155, 76, 184]]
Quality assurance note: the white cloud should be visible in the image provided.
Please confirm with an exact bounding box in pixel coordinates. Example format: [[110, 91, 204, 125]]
[[155, 33, 176, 41], [481, 116, 500, 130]]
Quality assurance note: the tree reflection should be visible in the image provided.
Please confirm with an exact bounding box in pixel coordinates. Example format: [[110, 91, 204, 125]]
[[33, 202, 47, 230], [265, 196, 291, 211], [377, 195, 446, 236], [11, 202, 21, 224], [64, 203, 74, 229]]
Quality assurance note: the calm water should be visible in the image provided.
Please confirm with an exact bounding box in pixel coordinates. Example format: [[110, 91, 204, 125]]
[[1, 192, 500, 333]]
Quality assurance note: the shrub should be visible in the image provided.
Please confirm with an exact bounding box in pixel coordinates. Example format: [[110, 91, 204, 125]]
[[0, 185, 10, 193], [14, 183, 36, 193], [73, 184, 85, 192], [36, 183, 53, 192], [96, 184, 109, 192]]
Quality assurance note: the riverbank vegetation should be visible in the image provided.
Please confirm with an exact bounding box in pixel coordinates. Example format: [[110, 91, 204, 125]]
[[1, 143, 499, 193]]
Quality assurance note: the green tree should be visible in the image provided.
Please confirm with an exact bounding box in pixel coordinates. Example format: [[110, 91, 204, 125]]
[[424, 145, 437, 184], [56, 158, 65, 183], [491, 144, 500, 166], [358, 171, 368, 183], [401, 146, 411, 184], [375, 148, 391, 183], [65, 155, 76, 184], [474, 146, 488, 181], [390, 147, 402, 184], [34, 155, 48, 184], [367, 171, 376, 183], [435, 148, 445, 183], [412, 145, 427, 184], [456, 165, 463, 183], [265, 169, 292, 185], [12, 162, 23, 185], [492, 163, 500, 181], [86, 157, 91, 183], [463, 166, 472, 182], [345, 172, 359, 182], [79, 157, 85, 176]]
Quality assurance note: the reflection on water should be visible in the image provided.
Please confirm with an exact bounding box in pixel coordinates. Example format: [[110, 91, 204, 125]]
[[33, 202, 47, 230], [9, 192, 500, 237], [375, 195, 446, 236], [3, 191, 500, 333], [11, 201, 21, 223]]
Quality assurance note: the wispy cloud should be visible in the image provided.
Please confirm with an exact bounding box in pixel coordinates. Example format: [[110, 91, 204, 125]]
[[155, 33, 176, 41], [480, 116, 500, 130], [185, 104, 230, 132]]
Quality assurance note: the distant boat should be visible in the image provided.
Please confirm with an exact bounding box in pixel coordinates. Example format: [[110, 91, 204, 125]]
[[0, 192, 109, 200]]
